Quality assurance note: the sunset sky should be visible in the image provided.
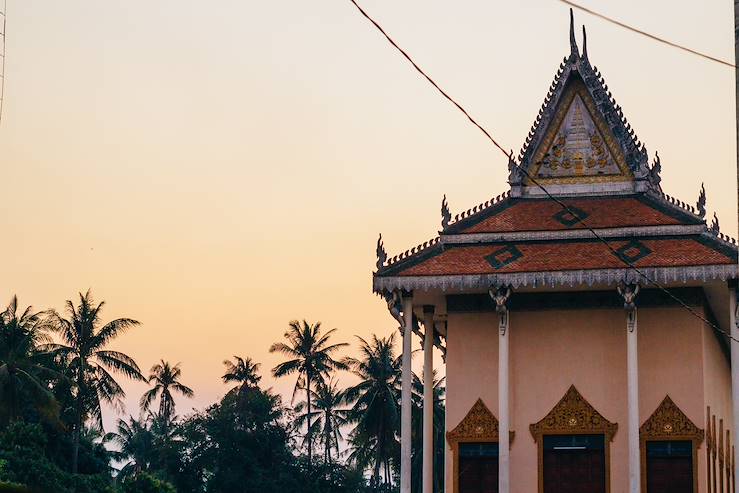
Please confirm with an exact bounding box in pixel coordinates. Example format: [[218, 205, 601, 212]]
[[1, 0, 736, 431]]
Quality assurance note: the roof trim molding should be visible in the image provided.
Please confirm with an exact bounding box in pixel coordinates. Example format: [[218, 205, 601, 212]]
[[373, 264, 739, 293], [441, 224, 707, 244]]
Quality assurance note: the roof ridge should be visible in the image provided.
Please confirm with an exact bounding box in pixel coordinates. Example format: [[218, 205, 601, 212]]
[[444, 190, 512, 232], [378, 236, 442, 272]]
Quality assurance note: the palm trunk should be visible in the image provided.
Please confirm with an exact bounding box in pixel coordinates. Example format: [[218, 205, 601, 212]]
[[306, 377, 312, 464], [72, 358, 84, 474]]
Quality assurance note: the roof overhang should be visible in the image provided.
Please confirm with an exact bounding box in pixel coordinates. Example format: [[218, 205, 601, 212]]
[[373, 264, 739, 293]]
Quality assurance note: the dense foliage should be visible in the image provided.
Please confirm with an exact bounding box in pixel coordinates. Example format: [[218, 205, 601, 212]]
[[0, 296, 445, 493]]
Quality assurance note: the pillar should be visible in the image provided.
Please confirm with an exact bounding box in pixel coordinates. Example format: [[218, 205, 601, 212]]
[[422, 307, 435, 493], [401, 294, 413, 493], [620, 283, 641, 493], [491, 286, 511, 493]]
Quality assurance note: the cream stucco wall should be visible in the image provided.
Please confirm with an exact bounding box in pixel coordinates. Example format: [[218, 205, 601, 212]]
[[445, 302, 729, 493]]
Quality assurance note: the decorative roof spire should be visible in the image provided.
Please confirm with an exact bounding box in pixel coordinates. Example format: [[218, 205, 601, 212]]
[[710, 213, 720, 235], [569, 8, 579, 58], [647, 151, 662, 191], [696, 183, 706, 218], [441, 195, 451, 231], [582, 25, 588, 60], [376, 234, 387, 270]]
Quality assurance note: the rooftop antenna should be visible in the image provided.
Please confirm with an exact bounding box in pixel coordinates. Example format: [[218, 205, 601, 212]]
[[0, 0, 6, 128]]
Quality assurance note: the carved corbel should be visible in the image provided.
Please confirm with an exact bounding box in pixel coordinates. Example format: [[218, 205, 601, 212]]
[[489, 285, 512, 335], [384, 290, 404, 333], [618, 282, 640, 332], [434, 315, 448, 363]]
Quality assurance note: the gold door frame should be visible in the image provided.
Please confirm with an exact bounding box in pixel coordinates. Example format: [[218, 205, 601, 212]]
[[529, 385, 618, 493], [639, 395, 704, 493], [446, 398, 514, 493]]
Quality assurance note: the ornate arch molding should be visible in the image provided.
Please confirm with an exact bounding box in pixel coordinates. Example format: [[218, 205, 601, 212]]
[[530, 385, 618, 493], [447, 399, 514, 493], [639, 395, 704, 493]]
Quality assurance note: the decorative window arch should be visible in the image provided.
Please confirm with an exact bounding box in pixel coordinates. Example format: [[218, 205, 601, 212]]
[[446, 399, 514, 493], [640, 395, 704, 493], [529, 385, 618, 493]]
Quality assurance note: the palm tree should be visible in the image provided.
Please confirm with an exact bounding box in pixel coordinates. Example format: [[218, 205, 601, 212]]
[[46, 289, 146, 473], [0, 296, 59, 423], [294, 379, 350, 464], [344, 334, 401, 487], [105, 415, 155, 480], [222, 355, 261, 396], [269, 320, 348, 463], [140, 360, 194, 424]]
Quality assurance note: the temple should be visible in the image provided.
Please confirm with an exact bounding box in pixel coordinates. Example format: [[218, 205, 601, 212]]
[[373, 11, 739, 493]]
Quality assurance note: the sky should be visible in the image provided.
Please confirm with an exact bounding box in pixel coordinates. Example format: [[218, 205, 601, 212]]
[[0, 0, 736, 431]]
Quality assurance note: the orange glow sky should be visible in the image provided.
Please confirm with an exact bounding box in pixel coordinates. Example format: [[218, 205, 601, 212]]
[[1, 1, 736, 430]]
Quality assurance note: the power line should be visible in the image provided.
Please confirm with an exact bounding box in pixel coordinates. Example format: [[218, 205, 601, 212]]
[[346, 0, 739, 343], [559, 0, 735, 68]]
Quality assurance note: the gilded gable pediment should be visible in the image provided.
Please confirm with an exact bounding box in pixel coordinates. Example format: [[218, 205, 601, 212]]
[[530, 385, 618, 442]]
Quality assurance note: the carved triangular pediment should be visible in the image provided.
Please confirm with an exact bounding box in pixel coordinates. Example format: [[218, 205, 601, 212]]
[[446, 399, 500, 445], [640, 396, 704, 444], [525, 76, 631, 185], [530, 385, 618, 442]]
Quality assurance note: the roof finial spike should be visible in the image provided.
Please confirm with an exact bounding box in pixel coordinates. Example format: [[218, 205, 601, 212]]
[[569, 8, 579, 58], [696, 183, 707, 218], [376, 234, 387, 270], [582, 25, 588, 59], [440, 195, 451, 231]]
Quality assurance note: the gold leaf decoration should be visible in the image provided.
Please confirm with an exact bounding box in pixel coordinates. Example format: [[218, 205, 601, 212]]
[[446, 399, 500, 445], [529, 385, 618, 442], [640, 395, 704, 443]]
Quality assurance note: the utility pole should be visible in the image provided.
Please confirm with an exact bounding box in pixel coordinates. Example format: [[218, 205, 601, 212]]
[[734, 0, 739, 487]]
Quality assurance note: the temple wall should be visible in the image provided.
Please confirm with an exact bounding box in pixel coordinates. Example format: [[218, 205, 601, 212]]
[[445, 303, 721, 493], [702, 315, 733, 492]]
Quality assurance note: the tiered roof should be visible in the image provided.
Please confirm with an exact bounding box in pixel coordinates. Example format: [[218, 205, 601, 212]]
[[373, 13, 737, 293]]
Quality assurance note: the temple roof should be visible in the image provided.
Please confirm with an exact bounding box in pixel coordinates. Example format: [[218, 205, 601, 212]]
[[373, 11, 738, 293]]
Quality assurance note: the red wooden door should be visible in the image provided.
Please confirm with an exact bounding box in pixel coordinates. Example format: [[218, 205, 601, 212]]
[[646, 441, 693, 493], [543, 435, 606, 493], [459, 443, 499, 493]]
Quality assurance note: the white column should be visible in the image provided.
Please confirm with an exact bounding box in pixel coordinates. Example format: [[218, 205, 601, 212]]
[[491, 286, 511, 493], [401, 295, 413, 493], [422, 309, 435, 493], [499, 308, 510, 493], [730, 286, 739, 485], [626, 297, 640, 493]]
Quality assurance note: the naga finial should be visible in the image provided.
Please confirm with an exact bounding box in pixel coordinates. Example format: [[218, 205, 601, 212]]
[[507, 150, 523, 184], [710, 213, 720, 234], [582, 25, 588, 59], [376, 234, 387, 269], [647, 151, 662, 191], [441, 195, 451, 231], [569, 8, 579, 58], [697, 183, 706, 218]]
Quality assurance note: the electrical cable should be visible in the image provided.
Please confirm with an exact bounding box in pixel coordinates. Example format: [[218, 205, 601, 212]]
[[559, 0, 735, 68], [346, 0, 739, 342]]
